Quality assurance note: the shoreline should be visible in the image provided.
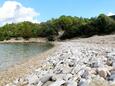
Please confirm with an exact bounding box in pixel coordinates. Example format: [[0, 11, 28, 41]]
[[2, 35, 115, 86], [0, 42, 60, 86], [5, 41, 114, 86], [0, 38, 47, 44]]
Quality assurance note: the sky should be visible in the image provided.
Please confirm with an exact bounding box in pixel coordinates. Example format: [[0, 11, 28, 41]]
[[0, 0, 115, 26]]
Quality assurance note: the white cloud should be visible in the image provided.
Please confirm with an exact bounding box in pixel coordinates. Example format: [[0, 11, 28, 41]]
[[0, 1, 40, 26], [107, 12, 115, 16]]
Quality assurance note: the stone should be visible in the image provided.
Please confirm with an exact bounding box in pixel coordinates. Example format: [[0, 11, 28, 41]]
[[22, 81, 28, 86], [51, 74, 64, 81], [49, 80, 65, 86], [108, 73, 115, 81], [67, 81, 77, 86], [105, 65, 113, 71], [62, 65, 72, 74], [40, 75, 52, 83], [14, 78, 28, 86], [90, 60, 102, 68], [109, 81, 115, 86], [78, 78, 89, 86], [81, 69, 90, 79], [112, 62, 115, 68], [107, 59, 113, 66], [89, 68, 97, 75], [64, 74, 73, 81], [42, 81, 53, 86], [89, 76, 109, 86], [7, 42, 115, 86], [13, 79, 19, 84], [5, 83, 16, 86], [97, 68, 108, 79], [27, 74, 39, 85]]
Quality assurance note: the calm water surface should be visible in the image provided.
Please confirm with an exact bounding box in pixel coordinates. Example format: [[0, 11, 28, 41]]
[[0, 43, 53, 70]]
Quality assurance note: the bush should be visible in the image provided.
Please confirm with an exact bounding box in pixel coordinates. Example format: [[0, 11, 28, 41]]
[[95, 14, 115, 34], [47, 35, 55, 41], [60, 26, 83, 40], [0, 14, 115, 41]]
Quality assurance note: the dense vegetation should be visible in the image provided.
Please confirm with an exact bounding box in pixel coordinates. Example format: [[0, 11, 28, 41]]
[[0, 14, 115, 41]]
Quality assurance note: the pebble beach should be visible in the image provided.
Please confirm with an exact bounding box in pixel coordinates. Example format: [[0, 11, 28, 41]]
[[3, 35, 115, 86]]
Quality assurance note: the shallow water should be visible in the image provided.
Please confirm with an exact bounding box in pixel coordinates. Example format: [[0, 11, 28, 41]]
[[0, 42, 53, 70]]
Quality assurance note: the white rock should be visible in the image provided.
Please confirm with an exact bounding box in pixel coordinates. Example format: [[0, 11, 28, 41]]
[[51, 74, 71, 81], [40, 75, 52, 83], [89, 76, 108, 86], [49, 80, 65, 86], [37, 81, 43, 86], [27, 74, 39, 85], [112, 62, 115, 68], [78, 79, 89, 86], [5, 83, 16, 86], [81, 69, 90, 79], [91, 60, 103, 68], [62, 65, 72, 73], [109, 81, 115, 86], [67, 81, 77, 86], [13, 79, 19, 84], [51, 75, 61, 81], [89, 68, 97, 75]]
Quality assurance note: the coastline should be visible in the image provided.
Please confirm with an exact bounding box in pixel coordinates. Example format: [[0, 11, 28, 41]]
[[0, 41, 60, 86], [0, 38, 47, 44], [2, 35, 115, 86]]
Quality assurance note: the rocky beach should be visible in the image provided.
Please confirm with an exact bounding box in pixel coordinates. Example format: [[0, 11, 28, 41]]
[[3, 35, 115, 86], [0, 0, 115, 86]]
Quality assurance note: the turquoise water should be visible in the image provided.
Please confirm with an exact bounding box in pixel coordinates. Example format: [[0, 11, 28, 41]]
[[0, 43, 53, 70]]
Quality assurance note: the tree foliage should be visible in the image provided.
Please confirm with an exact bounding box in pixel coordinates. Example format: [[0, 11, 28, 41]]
[[0, 14, 115, 41]]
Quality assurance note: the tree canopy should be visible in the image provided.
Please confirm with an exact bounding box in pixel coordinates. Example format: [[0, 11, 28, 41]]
[[0, 14, 115, 41]]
